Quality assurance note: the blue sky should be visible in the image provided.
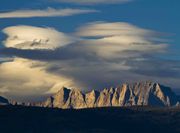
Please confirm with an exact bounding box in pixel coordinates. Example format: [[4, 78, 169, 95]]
[[0, 0, 180, 54], [0, 0, 180, 101]]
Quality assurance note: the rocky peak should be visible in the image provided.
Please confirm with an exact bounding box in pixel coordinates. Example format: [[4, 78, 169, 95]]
[[39, 81, 179, 109], [85, 90, 99, 108], [43, 87, 71, 108], [64, 89, 86, 109]]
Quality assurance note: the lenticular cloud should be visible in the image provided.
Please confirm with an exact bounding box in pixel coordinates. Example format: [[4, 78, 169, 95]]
[[2, 25, 76, 50]]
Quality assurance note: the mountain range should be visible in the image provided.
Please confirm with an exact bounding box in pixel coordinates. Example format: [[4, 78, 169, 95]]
[[1, 81, 180, 109], [38, 81, 179, 109]]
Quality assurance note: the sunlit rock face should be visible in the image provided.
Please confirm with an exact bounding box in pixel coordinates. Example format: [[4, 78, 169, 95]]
[[52, 87, 71, 108], [39, 82, 179, 109], [96, 88, 114, 107], [85, 90, 99, 108], [64, 89, 87, 109]]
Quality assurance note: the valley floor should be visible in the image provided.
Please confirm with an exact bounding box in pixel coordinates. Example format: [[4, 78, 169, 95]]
[[0, 105, 180, 133]]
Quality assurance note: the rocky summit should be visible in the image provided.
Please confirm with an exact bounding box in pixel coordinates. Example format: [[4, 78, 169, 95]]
[[39, 81, 179, 109]]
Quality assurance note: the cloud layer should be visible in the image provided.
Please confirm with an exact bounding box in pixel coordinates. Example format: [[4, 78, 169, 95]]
[[0, 8, 98, 18], [0, 22, 179, 101], [0, 58, 78, 101], [75, 22, 167, 59], [2, 25, 76, 50]]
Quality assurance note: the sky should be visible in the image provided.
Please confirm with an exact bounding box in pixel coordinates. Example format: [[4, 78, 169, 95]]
[[0, 0, 180, 102]]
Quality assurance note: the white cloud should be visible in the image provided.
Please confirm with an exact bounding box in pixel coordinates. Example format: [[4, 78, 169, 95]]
[[1, 21, 178, 102], [76, 22, 153, 37], [0, 8, 98, 18], [0, 58, 76, 97], [2, 25, 76, 50], [55, 0, 132, 5], [75, 22, 168, 59]]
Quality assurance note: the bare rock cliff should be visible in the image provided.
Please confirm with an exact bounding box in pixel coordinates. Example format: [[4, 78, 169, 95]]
[[39, 82, 179, 109]]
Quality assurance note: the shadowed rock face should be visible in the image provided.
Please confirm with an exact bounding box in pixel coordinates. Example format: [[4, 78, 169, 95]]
[[0, 96, 9, 105], [39, 82, 179, 109]]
